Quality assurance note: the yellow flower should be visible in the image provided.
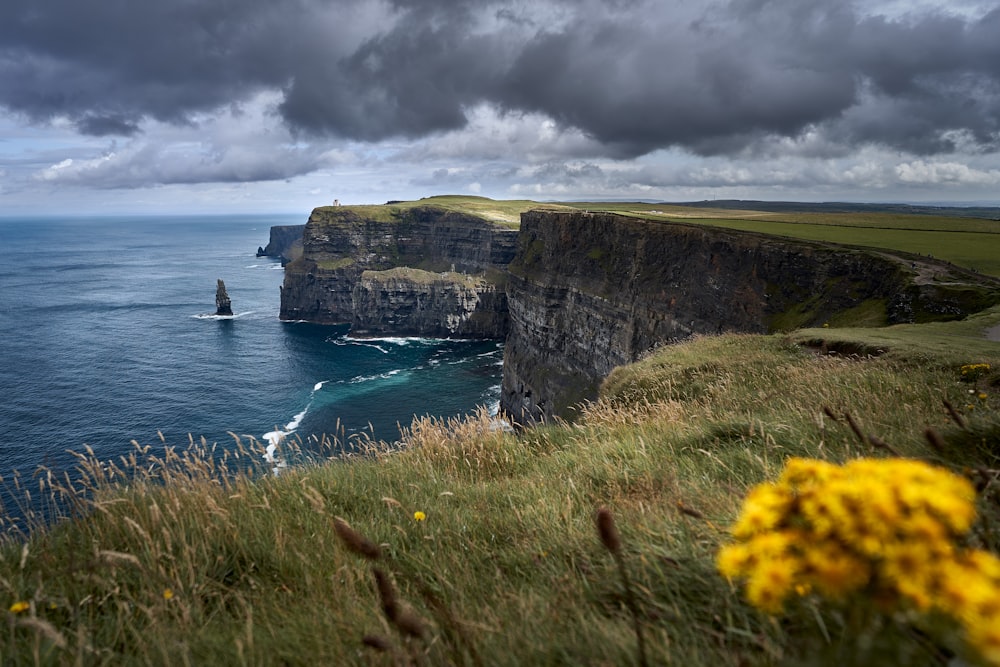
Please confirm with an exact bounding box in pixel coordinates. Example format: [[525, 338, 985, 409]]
[[413, 511, 426, 522], [805, 543, 871, 599], [717, 452, 998, 654], [162, 588, 174, 601], [979, 392, 988, 401], [8, 600, 29, 614], [730, 483, 789, 539], [717, 543, 752, 579], [746, 556, 798, 614]]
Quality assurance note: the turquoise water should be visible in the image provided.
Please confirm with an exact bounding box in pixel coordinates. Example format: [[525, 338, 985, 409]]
[[0, 215, 502, 487]]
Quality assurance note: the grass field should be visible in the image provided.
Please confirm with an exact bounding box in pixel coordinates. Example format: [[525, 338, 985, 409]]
[[3, 197, 1000, 665]]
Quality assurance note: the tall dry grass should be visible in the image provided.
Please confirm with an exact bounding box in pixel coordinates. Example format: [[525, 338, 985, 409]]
[[0, 330, 998, 664]]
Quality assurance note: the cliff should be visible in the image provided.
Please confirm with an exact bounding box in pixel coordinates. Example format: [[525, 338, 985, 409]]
[[500, 210, 1000, 423], [258, 224, 306, 263], [351, 268, 508, 338], [279, 203, 517, 336]]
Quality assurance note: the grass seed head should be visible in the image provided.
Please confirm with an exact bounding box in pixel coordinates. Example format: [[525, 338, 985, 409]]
[[374, 568, 399, 619], [333, 518, 381, 560], [362, 634, 393, 652], [392, 608, 428, 639], [596, 507, 622, 554]]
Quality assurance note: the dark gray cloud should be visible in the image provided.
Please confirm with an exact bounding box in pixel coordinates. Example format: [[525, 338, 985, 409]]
[[2, 0, 1000, 160]]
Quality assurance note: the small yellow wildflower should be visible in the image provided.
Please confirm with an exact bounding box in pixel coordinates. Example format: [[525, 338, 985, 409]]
[[961, 363, 991, 380], [413, 511, 426, 522], [8, 600, 29, 614], [162, 588, 174, 601], [979, 392, 989, 402]]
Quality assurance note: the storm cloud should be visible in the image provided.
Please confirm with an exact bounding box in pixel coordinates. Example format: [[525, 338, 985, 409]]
[[2, 0, 999, 160]]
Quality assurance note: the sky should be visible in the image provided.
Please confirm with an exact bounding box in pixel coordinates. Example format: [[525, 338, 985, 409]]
[[2, 0, 1000, 215]]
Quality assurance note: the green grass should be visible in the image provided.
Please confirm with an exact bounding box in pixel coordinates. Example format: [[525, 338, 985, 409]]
[[313, 196, 570, 229], [360, 267, 488, 287], [676, 219, 1000, 277], [310, 197, 1000, 275], [4, 198, 1000, 664], [3, 316, 1000, 665], [561, 202, 1000, 276]]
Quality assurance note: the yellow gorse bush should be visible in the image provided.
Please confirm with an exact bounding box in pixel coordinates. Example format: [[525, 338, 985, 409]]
[[961, 363, 992, 381], [718, 457, 1000, 665]]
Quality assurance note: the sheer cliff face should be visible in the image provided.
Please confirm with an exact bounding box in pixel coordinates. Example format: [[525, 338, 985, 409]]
[[278, 204, 998, 423], [279, 205, 517, 336], [351, 269, 508, 338], [261, 225, 306, 263], [500, 211, 1000, 423]]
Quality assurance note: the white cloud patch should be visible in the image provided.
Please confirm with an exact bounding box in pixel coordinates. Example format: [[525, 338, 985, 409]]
[[31, 91, 356, 188], [895, 160, 1000, 185]]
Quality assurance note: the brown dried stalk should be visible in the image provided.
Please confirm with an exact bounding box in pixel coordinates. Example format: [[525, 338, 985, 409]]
[[374, 568, 427, 640], [333, 518, 381, 560], [595, 507, 649, 667], [942, 398, 968, 429], [924, 428, 947, 455], [843, 412, 868, 446], [676, 500, 705, 520]]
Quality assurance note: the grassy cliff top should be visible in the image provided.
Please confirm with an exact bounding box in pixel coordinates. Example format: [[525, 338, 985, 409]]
[[359, 266, 487, 287], [311, 195, 572, 228], [563, 202, 1000, 277], [311, 196, 1000, 276], [3, 307, 1000, 664]]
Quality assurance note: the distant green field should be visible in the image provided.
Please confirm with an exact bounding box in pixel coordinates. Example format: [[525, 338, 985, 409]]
[[674, 218, 1000, 277], [566, 202, 1000, 277], [319, 197, 1000, 277]]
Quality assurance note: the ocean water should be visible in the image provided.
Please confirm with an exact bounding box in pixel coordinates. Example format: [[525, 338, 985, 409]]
[[0, 215, 503, 487]]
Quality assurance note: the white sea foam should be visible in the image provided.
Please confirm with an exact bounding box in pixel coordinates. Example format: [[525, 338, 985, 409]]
[[345, 335, 479, 346], [349, 369, 403, 384], [192, 311, 255, 320], [261, 380, 329, 469], [355, 342, 390, 354], [285, 406, 308, 432]]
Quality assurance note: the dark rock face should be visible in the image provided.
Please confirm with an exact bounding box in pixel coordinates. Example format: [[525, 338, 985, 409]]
[[276, 204, 1000, 424], [351, 269, 508, 338], [500, 210, 1000, 424], [279, 205, 517, 336], [215, 279, 233, 316], [259, 225, 306, 264]]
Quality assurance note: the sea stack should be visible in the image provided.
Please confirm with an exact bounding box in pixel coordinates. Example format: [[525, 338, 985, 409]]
[[215, 279, 233, 316]]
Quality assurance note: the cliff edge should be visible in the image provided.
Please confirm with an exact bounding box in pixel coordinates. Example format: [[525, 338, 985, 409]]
[[500, 210, 1000, 423], [258, 224, 306, 264], [278, 202, 518, 338]]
